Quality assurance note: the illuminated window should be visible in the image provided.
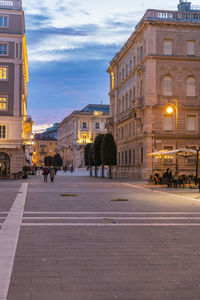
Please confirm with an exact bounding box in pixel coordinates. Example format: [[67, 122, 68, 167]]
[[0, 16, 8, 27], [0, 66, 7, 80], [186, 77, 196, 96], [162, 76, 173, 96], [0, 125, 6, 139], [0, 43, 7, 55], [0, 97, 7, 110], [163, 40, 172, 55]]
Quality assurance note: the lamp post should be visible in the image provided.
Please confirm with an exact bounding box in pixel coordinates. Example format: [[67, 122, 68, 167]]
[[166, 98, 178, 174]]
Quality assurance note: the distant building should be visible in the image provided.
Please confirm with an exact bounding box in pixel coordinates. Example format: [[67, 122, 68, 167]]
[[0, 0, 32, 178], [107, 0, 200, 179], [58, 104, 110, 169], [32, 135, 58, 166]]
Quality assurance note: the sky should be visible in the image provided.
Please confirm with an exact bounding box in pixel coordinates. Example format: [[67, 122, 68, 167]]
[[23, 0, 200, 131]]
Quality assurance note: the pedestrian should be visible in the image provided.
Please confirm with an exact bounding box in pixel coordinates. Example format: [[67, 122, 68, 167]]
[[43, 167, 49, 183], [70, 164, 73, 173], [166, 168, 172, 188], [50, 167, 55, 183]]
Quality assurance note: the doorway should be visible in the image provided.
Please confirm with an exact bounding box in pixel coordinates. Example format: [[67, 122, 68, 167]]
[[0, 152, 10, 178]]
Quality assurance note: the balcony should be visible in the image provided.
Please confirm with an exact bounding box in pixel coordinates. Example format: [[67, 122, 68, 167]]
[[39, 151, 46, 156], [40, 144, 47, 148], [80, 127, 89, 132], [0, 0, 22, 10]]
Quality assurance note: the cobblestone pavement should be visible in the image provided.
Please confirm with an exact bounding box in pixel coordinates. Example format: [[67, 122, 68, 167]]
[[1, 174, 200, 299]]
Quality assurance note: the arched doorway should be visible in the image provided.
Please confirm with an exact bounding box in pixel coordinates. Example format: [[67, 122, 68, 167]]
[[0, 153, 10, 178]]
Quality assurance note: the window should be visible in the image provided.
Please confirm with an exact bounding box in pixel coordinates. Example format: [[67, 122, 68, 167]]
[[0, 16, 8, 27], [49, 149, 52, 152], [162, 76, 173, 96], [164, 116, 173, 131], [132, 122, 135, 136], [129, 60, 132, 71], [140, 79, 143, 98], [129, 123, 131, 137], [186, 77, 196, 96], [126, 65, 128, 77], [121, 127, 124, 139], [133, 56, 136, 67], [129, 150, 131, 164], [140, 46, 143, 60], [163, 40, 172, 55], [133, 149, 136, 165], [133, 87, 135, 102], [187, 41, 195, 56], [0, 96, 7, 110], [83, 135, 86, 143], [95, 122, 99, 129], [122, 151, 124, 164], [0, 125, 6, 139], [0, 66, 7, 80], [125, 151, 127, 164], [163, 146, 173, 164], [50, 142, 52, 145], [118, 152, 120, 165], [16, 43, 19, 58], [187, 115, 196, 131], [0, 43, 7, 55], [82, 122, 87, 129], [141, 147, 143, 164]]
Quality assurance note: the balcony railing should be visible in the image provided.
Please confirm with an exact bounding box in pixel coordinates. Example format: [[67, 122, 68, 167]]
[[0, 0, 22, 10], [136, 9, 200, 30]]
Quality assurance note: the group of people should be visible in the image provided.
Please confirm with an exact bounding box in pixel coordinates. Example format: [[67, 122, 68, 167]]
[[42, 167, 57, 183], [63, 164, 73, 173], [154, 168, 173, 187]]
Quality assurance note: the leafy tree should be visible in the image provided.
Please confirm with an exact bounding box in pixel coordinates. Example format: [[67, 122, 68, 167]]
[[84, 143, 92, 167], [44, 156, 52, 166], [93, 134, 105, 178], [52, 153, 63, 166], [101, 133, 117, 179], [89, 144, 95, 177]]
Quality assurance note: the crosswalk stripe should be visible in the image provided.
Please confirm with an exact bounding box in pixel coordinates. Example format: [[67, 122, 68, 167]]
[[21, 223, 200, 227]]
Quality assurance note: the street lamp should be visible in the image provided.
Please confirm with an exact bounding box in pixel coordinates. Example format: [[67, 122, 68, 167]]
[[166, 98, 179, 174]]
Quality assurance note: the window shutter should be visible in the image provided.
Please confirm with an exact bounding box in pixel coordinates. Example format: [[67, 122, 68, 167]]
[[187, 41, 195, 56], [164, 116, 173, 131], [162, 76, 173, 96], [187, 116, 196, 131], [186, 77, 196, 96], [163, 40, 172, 55]]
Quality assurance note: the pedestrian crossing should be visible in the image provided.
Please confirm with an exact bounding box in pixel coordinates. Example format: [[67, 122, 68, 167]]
[[2, 211, 200, 227], [20, 211, 200, 226]]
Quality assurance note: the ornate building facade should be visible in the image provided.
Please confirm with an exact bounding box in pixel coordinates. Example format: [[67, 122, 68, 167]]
[[58, 104, 109, 169], [107, 0, 200, 179], [0, 0, 32, 178]]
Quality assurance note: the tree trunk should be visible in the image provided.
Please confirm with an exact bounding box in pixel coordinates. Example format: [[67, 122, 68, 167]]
[[95, 166, 98, 177], [109, 165, 112, 179], [90, 166, 92, 177], [102, 165, 104, 178]]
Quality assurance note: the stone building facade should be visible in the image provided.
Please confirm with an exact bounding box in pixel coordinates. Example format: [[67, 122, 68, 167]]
[[58, 104, 109, 170], [0, 0, 32, 178], [32, 135, 58, 167], [107, 0, 200, 179]]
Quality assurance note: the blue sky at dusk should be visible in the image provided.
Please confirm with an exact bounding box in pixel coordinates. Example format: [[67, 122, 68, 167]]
[[23, 0, 200, 130]]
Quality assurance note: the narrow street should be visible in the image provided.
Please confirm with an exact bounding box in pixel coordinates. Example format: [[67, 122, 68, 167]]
[[1, 173, 200, 300]]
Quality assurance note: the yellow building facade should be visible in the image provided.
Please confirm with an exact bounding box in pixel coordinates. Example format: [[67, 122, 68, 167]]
[[32, 136, 58, 166]]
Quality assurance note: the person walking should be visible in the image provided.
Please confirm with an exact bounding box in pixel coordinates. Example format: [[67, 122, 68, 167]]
[[50, 167, 55, 183], [43, 167, 49, 183]]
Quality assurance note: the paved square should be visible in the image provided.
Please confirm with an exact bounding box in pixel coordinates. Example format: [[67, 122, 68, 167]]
[[1, 174, 200, 299]]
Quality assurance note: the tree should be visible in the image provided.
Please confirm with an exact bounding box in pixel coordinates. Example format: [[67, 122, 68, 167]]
[[84, 143, 92, 166], [93, 134, 105, 178], [52, 153, 63, 166], [101, 133, 117, 179], [89, 144, 95, 177], [44, 156, 52, 166]]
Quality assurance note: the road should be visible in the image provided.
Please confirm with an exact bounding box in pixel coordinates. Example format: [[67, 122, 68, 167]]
[[0, 173, 200, 300]]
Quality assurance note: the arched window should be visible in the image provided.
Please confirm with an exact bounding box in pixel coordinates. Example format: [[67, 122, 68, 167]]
[[162, 76, 173, 96], [186, 77, 196, 96], [133, 87, 135, 102], [125, 93, 128, 109]]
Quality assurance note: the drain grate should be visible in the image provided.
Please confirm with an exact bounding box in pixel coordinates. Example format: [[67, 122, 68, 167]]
[[60, 194, 78, 197]]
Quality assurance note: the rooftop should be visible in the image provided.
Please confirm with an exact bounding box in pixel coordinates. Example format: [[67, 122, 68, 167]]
[[0, 0, 22, 10]]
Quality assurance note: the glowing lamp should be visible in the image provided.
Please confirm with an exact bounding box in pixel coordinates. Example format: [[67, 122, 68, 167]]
[[166, 106, 174, 114]]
